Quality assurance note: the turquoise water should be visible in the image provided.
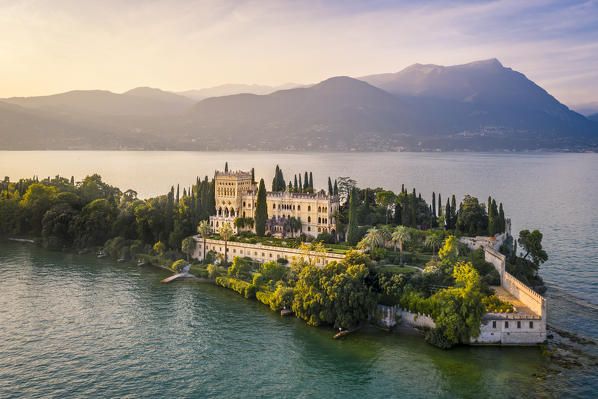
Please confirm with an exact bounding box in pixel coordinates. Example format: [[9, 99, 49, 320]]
[[1, 151, 598, 397], [0, 243, 564, 398]]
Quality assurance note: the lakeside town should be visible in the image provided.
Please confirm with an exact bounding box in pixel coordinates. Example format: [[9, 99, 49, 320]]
[[0, 163, 549, 348]]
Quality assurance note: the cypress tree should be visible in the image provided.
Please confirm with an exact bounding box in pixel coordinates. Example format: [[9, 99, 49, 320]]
[[225, 162, 228, 172], [333, 180, 338, 196], [432, 192, 436, 217], [70, 176, 74, 185], [288, 180, 292, 191], [208, 179, 216, 215], [176, 184, 180, 204], [394, 203, 402, 225], [309, 172, 313, 189], [445, 198, 451, 229], [488, 196, 495, 236], [498, 203, 505, 233], [451, 195, 457, 229], [492, 199, 499, 235], [272, 165, 280, 191], [438, 193, 442, 216], [255, 179, 268, 236], [328, 177, 333, 195], [303, 172, 309, 191], [251, 168, 255, 184], [346, 188, 359, 245], [183, 188, 187, 197], [401, 184, 405, 194], [294, 175, 298, 191], [298, 174, 302, 192]]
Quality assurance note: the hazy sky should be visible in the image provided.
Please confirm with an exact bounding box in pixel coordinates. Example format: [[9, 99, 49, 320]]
[[1, 0, 597, 105]]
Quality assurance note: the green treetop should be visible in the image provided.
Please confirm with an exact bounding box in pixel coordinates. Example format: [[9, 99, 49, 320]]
[[255, 179, 268, 236]]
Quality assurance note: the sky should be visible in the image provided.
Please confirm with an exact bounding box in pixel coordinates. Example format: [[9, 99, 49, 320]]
[[1, 0, 597, 106]]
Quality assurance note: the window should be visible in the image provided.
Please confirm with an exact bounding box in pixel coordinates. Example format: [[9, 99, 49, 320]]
[[505, 321, 509, 328], [308, 216, 311, 222], [529, 321, 534, 328], [492, 321, 496, 329], [318, 217, 321, 223], [517, 321, 521, 329], [308, 226, 311, 231], [298, 205, 301, 211], [308, 206, 311, 211], [273, 204, 276, 209]]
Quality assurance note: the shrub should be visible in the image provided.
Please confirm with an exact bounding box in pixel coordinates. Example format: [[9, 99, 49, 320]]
[[207, 264, 222, 279], [227, 257, 253, 280], [482, 295, 514, 313], [252, 273, 264, 286], [269, 286, 295, 311], [256, 290, 274, 307], [244, 283, 258, 299], [172, 259, 187, 273], [424, 328, 455, 349], [215, 276, 251, 296], [260, 261, 287, 283]]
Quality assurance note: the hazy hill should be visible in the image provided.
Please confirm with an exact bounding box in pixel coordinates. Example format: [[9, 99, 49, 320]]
[[1, 59, 597, 151], [589, 113, 598, 122], [571, 102, 598, 116], [3, 87, 193, 116], [178, 83, 302, 101], [181, 76, 413, 150]]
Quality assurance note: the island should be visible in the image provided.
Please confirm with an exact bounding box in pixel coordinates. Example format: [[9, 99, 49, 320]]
[[0, 163, 549, 348]]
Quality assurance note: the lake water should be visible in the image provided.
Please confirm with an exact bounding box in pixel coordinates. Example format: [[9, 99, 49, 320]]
[[1, 151, 598, 397]]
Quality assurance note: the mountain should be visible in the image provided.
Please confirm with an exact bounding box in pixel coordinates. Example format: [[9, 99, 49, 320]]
[[0, 100, 131, 150], [359, 59, 596, 145], [589, 113, 598, 122], [180, 76, 414, 150], [571, 102, 598, 116], [178, 83, 302, 101], [3, 87, 193, 116], [1, 59, 597, 151]]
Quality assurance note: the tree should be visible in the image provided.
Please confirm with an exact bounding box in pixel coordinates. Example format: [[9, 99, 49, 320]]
[[391, 226, 411, 265], [498, 203, 505, 233], [219, 222, 234, 265], [303, 172, 309, 191], [487, 196, 495, 236], [357, 228, 383, 252], [20, 183, 56, 233], [251, 168, 255, 184], [333, 180, 338, 196], [456, 195, 487, 235], [154, 241, 166, 256], [181, 236, 196, 261], [430, 261, 485, 347], [228, 256, 252, 280], [328, 177, 333, 195], [309, 172, 313, 190], [425, 233, 443, 259], [438, 235, 458, 261], [172, 259, 187, 273], [260, 261, 288, 283], [376, 190, 395, 224], [518, 229, 548, 266], [225, 162, 229, 172], [255, 179, 268, 236], [346, 188, 359, 245], [432, 192, 436, 218], [336, 176, 356, 204]]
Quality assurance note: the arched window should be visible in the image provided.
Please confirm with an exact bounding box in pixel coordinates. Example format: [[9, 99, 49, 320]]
[[308, 216, 311, 223], [298, 205, 301, 211], [273, 204, 276, 209], [308, 206, 311, 211], [318, 206, 321, 212], [318, 217, 321, 223]]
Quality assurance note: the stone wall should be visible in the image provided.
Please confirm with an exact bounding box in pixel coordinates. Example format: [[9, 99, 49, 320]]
[[473, 315, 546, 345], [502, 272, 546, 317], [373, 305, 436, 330], [192, 237, 346, 267]]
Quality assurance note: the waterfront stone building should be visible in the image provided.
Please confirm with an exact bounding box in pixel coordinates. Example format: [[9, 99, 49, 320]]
[[209, 169, 339, 238]]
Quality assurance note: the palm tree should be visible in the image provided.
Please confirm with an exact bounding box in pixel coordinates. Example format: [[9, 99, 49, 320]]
[[425, 234, 443, 259], [197, 220, 211, 261], [391, 226, 411, 265], [379, 225, 394, 248], [357, 228, 383, 252], [219, 222, 234, 265]]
